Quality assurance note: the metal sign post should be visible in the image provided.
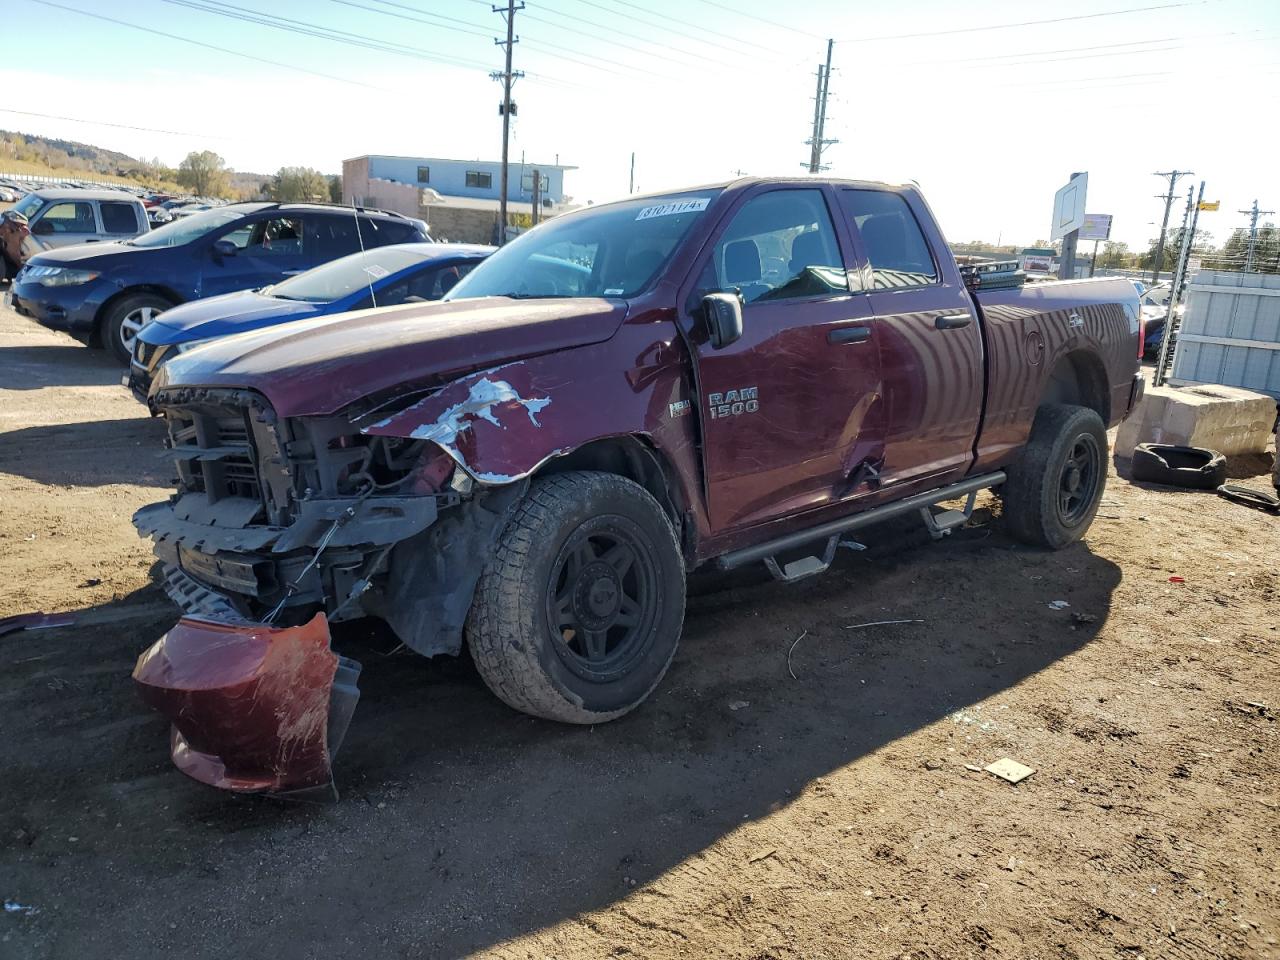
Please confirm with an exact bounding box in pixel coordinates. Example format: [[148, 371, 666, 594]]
[[1051, 172, 1088, 279]]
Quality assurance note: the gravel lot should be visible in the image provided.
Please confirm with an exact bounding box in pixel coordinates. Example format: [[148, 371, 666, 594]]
[[1, 295, 1276, 960]]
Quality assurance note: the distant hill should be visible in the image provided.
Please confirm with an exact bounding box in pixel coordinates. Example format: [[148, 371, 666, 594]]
[[0, 129, 272, 199]]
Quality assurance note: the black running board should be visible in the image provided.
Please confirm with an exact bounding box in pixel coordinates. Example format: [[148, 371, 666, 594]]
[[715, 471, 1006, 573]]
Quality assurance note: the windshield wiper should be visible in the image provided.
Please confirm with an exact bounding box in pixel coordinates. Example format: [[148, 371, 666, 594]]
[[505, 292, 564, 300]]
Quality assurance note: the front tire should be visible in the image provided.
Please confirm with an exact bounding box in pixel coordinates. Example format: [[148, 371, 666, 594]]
[[467, 471, 686, 724], [1001, 404, 1108, 548], [102, 293, 172, 365]]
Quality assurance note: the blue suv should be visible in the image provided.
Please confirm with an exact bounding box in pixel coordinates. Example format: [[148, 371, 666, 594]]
[[5, 201, 430, 363]]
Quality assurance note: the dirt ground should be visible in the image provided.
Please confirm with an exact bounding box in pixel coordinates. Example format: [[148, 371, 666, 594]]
[[1, 296, 1277, 960]]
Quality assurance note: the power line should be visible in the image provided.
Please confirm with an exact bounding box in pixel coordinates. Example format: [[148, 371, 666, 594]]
[[837, 1, 1211, 43], [158, 0, 496, 71], [688, 0, 822, 40], [561, 0, 782, 60], [327, 0, 493, 39], [0, 107, 230, 139], [21, 0, 391, 90], [610, 0, 780, 53]]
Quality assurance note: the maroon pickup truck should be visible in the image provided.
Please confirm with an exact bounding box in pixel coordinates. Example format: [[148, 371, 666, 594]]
[[131, 177, 1143, 796]]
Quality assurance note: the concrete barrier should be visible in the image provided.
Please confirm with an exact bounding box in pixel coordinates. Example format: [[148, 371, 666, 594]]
[[1115, 382, 1278, 458]]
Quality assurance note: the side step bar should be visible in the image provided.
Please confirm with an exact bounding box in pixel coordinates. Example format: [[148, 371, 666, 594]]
[[716, 471, 1006, 574]]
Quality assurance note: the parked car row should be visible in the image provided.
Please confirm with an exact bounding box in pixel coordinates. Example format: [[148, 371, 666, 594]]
[[6, 199, 431, 361], [127, 240, 492, 402]]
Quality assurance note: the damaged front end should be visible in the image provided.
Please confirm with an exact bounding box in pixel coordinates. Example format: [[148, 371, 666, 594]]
[[133, 385, 525, 797]]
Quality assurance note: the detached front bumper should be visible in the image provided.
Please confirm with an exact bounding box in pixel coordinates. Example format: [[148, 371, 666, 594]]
[[132, 613, 361, 797]]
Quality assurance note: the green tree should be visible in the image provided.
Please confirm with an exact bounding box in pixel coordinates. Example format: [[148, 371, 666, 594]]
[[267, 166, 330, 202], [1098, 241, 1130, 269], [176, 150, 229, 197], [328, 174, 342, 203]]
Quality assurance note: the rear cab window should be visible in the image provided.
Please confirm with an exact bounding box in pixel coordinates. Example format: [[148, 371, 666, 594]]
[[100, 201, 141, 234], [839, 189, 938, 289]]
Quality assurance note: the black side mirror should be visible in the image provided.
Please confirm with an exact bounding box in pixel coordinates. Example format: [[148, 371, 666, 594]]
[[211, 239, 238, 259], [702, 292, 744, 349], [31, 219, 54, 236]]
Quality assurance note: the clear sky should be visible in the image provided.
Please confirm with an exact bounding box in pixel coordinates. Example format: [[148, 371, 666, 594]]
[[2, 0, 1277, 251]]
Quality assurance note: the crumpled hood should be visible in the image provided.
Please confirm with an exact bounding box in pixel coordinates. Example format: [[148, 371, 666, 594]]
[[138, 289, 324, 345], [154, 296, 629, 417]]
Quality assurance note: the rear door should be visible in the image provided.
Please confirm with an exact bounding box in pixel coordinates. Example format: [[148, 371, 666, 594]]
[[835, 188, 983, 488], [688, 186, 884, 533], [201, 215, 309, 297]]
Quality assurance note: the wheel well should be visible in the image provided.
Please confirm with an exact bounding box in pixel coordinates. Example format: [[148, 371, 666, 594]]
[[1042, 351, 1110, 424], [536, 437, 693, 559], [91, 286, 183, 346]]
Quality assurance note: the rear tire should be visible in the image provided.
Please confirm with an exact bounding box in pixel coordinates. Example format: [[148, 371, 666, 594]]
[[466, 471, 686, 724], [1002, 404, 1108, 549], [102, 293, 172, 365]]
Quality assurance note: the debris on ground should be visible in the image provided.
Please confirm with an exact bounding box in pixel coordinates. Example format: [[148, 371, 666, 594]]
[[984, 758, 1036, 784], [1048, 600, 1070, 610], [3, 900, 39, 916], [728, 700, 749, 711], [1072, 612, 1098, 625], [0, 611, 76, 638]]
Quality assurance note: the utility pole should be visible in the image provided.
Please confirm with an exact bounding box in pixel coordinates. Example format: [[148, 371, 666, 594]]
[[629, 152, 635, 194], [1154, 182, 1203, 387], [805, 39, 835, 173], [1151, 169, 1192, 284], [1238, 199, 1275, 272], [531, 167, 541, 226], [491, 0, 524, 246]]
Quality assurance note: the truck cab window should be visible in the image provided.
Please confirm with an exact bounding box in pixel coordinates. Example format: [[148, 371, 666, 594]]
[[841, 189, 938, 289], [707, 189, 846, 305]]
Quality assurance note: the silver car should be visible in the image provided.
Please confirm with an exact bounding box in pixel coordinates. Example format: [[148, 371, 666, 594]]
[[1, 188, 150, 272]]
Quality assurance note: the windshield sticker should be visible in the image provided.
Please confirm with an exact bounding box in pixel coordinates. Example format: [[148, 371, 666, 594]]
[[636, 198, 710, 221], [362, 265, 390, 280]]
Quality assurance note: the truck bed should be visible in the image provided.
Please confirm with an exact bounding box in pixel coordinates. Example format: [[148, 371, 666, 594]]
[[971, 276, 1140, 471]]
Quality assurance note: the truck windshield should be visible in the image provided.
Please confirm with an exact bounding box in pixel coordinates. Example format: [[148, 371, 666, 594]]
[[445, 190, 721, 301], [265, 246, 433, 303], [128, 208, 247, 248]]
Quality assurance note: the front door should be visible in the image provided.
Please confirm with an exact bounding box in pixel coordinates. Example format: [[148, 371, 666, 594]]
[[835, 188, 984, 489], [200, 215, 308, 297], [29, 200, 99, 251], [688, 186, 884, 533]]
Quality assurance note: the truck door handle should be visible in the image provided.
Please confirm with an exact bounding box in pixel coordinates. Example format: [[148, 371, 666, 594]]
[[828, 325, 871, 345], [935, 313, 972, 330]]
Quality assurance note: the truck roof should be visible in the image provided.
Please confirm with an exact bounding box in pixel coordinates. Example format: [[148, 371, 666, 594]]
[[621, 176, 912, 204]]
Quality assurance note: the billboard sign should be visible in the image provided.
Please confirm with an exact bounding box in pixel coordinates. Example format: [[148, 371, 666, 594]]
[[1080, 213, 1112, 241], [1022, 253, 1054, 273], [1051, 172, 1088, 240]]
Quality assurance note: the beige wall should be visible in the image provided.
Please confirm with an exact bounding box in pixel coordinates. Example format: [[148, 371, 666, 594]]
[[420, 205, 499, 245], [342, 158, 422, 219]]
